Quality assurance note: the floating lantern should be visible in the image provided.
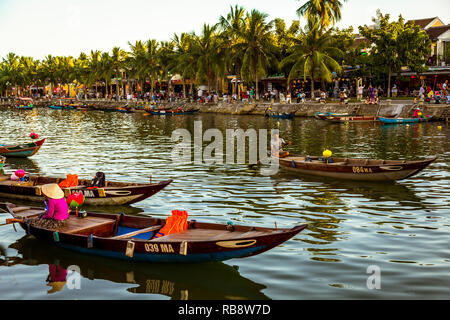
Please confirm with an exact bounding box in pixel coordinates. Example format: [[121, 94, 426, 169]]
[[323, 149, 332, 158], [29, 132, 39, 139], [437, 126, 442, 130], [10, 174, 19, 181]]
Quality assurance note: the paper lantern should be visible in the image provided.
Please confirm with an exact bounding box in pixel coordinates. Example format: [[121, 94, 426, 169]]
[[323, 149, 332, 158], [66, 192, 85, 217], [29, 132, 39, 139], [14, 169, 25, 179]]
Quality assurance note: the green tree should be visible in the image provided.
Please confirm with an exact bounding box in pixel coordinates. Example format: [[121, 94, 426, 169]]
[[281, 16, 343, 98], [359, 11, 431, 97], [296, 0, 347, 28]]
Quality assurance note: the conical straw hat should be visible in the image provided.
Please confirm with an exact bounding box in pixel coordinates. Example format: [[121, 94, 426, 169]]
[[41, 183, 64, 199]]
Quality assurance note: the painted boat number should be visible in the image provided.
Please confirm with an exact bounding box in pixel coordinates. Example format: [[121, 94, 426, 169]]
[[352, 166, 373, 173], [144, 243, 175, 253]]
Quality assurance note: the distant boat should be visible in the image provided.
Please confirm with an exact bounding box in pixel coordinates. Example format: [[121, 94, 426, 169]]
[[277, 154, 437, 182], [151, 109, 199, 115], [15, 97, 34, 110], [0, 139, 45, 158], [265, 112, 295, 119], [316, 114, 378, 123], [378, 116, 433, 124]]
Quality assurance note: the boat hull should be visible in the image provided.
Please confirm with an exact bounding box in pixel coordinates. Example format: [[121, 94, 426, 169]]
[[317, 115, 378, 122], [278, 155, 436, 182], [378, 116, 433, 124], [0, 139, 45, 158], [2, 203, 307, 263], [0, 177, 172, 205]]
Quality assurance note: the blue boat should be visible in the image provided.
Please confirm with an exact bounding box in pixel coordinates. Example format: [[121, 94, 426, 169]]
[[265, 112, 295, 119], [48, 105, 63, 109], [15, 97, 34, 110], [378, 116, 433, 124]]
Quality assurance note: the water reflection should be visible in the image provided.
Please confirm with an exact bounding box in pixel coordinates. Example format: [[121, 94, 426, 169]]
[[5, 235, 268, 300]]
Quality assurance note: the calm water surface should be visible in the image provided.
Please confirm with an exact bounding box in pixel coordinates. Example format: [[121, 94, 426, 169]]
[[0, 107, 449, 300]]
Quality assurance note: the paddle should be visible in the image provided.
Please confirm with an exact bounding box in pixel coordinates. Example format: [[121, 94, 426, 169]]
[[0, 218, 23, 227]]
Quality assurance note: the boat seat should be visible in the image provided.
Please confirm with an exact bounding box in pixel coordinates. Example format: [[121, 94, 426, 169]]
[[111, 225, 162, 239], [327, 162, 347, 165], [60, 215, 116, 236]]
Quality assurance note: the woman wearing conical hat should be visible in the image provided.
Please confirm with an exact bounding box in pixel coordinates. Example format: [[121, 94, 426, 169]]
[[28, 184, 69, 229]]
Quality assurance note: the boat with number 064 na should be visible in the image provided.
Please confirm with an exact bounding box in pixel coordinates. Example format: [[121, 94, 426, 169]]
[[0, 174, 172, 205], [1, 203, 307, 263], [277, 154, 437, 182]]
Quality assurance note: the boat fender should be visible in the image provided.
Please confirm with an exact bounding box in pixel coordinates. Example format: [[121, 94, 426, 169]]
[[180, 241, 188, 255], [125, 241, 135, 258], [87, 234, 93, 248], [53, 232, 60, 242], [226, 221, 235, 232], [25, 223, 31, 235], [292, 160, 296, 168]]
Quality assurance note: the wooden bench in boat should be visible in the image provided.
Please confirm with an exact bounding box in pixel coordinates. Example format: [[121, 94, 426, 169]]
[[59, 216, 116, 236]]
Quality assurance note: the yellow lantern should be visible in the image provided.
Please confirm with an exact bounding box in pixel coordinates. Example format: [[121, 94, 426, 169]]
[[323, 149, 332, 158]]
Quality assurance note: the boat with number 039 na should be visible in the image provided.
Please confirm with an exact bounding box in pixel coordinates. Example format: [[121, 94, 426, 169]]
[[0, 139, 45, 158], [0, 174, 172, 206], [277, 154, 437, 182], [1, 203, 307, 263]]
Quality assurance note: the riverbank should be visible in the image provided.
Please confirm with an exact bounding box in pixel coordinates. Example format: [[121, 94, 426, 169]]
[[1, 98, 448, 120]]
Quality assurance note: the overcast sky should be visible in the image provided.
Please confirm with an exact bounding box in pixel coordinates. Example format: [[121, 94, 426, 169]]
[[1, 0, 449, 60]]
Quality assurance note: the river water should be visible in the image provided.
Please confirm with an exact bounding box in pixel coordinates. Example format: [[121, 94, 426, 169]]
[[0, 107, 449, 300]]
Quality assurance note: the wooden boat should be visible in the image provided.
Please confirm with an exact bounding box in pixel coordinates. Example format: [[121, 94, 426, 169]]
[[265, 112, 295, 119], [151, 109, 199, 115], [0, 139, 45, 158], [0, 174, 172, 206], [315, 112, 355, 120], [277, 154, 437, 182], [316, 114, 378, 122], [15, 97, 34, 110], [378, 116, 433, 124], [1, 202, 307, 263]]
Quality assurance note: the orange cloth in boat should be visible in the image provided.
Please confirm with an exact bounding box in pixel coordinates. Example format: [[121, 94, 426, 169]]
[[58, 174, 79, 188], [154, 210, 188, 238]]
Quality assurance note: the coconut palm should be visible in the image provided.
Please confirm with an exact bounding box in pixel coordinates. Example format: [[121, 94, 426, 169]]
[[89, 50, 102, 97], [281, 16, 343, 99], [110, 47, 127, 97], [127, 40, 147, 95], [1, 53, 20, 96], [232, 9, 278, 100], [169, 33, 197, 97], [296, 0, 347, 28]]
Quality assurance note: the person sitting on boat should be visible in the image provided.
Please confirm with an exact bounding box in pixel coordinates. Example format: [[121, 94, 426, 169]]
[[271, 133, 289, 158], [319, 90, 327, 104], [89, 172, 106, 188], [434, 90, 441, 104], [27, 184, 69, 229]]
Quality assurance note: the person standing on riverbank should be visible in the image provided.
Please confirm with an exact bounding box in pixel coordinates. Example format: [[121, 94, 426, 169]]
[[357, 84, 364, 101]]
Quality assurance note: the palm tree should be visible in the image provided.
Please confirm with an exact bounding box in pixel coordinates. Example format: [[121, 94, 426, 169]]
[[127, 40, 147, 95], [110, 47, 127, 98], [189, 24, 222, 93], [296, 0, 347, 28], [281, 16, 343, 99], [99, 52, 113, 97], [169, 33, 197, 98], [89, 50, 102, 97], [1, 53, 20, 96], [233, 9, 277, 100]]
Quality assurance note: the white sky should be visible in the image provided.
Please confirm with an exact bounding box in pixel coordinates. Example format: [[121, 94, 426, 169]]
[[0, 0, 449, 60]]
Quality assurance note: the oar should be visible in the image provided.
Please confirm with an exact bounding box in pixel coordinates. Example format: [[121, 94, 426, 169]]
[[0, 218, 23, 227]]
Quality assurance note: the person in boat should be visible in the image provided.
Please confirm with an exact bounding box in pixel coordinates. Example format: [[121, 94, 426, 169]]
[[89, 172, 106, 188], [27, 184, 69, 229], [319, 90, 327, 104], [271, 133, 289, 158]]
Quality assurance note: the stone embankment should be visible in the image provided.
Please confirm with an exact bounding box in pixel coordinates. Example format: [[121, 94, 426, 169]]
[[0, 98, 448, 119]]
